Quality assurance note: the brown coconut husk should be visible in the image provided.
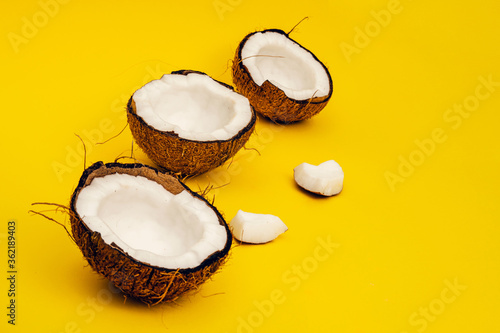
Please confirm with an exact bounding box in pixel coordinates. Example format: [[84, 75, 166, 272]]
[[69, 161, 232, 305], [232, 29, 333, 123], [127, 70, 256, 177]]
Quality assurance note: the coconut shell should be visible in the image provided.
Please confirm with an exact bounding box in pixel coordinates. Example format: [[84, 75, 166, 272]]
[[69, 161, 232, 305], [127, 70, 256, 177], [232, 29, 333, 123]]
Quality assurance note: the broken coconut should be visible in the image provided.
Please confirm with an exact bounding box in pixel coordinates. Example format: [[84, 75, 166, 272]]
[[230, 210, 288, 244], [294, 160, 344, 196], [127, 70, 256, 176], [69, 162, 232, 304], [232, 29, 333, 123]]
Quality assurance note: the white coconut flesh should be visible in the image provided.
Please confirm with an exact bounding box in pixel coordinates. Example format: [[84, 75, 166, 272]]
[[75, 173, 227, 269], [132, 73, 253, 141], [294, 160, 344, 196], [241, 31, 331, 101], [230, 210, 288, 244]]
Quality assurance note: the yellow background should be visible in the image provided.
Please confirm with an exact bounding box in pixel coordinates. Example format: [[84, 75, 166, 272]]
[[1, 0, 499, 332]]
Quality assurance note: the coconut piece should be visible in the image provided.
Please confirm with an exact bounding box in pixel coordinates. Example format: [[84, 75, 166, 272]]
[[232, 29, 333, 123], [230, 210, 288, 244], [294, 160, 344, 196], [127, 70, 256, 176], [69, 162, 232, 304]]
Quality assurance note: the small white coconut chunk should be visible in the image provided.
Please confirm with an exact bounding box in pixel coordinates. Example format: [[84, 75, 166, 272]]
[[75, 173, 227, 269], [294, 160, 344, 196], [133, 72, 253, 141], [241, 31, 331, 101], [230, 210, 288, 244]]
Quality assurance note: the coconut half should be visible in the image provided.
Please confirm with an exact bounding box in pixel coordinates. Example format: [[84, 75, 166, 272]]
[[230, 210, 288, 244], [294, 160, 344, 196], [233, 29, 333, 123], [127, 70, 256, 176], [69, 162, 232, 304]]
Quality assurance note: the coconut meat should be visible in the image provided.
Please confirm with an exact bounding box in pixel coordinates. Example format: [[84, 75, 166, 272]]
[[230, 210, 287, 244], [133, 73, 253, 141], [294, 160, 344, 196], [75, 173, 227, 270], [241, 31, 331, 101]]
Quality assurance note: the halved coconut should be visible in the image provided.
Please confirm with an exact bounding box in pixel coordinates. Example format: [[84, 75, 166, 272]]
[[69, 161, 232, 304], [127, 70, 256, 176], [232, 29, 333, 123]]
